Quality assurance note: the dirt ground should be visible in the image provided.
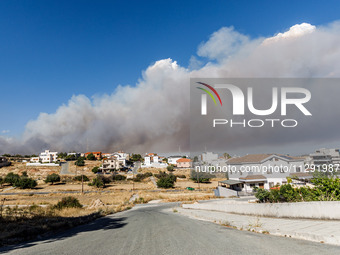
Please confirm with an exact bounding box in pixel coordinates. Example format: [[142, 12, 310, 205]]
[[0, 162, 221, 208]]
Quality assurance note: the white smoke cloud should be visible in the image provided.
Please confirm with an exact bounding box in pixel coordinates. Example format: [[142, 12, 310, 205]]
[[2, 22, 340, 154]]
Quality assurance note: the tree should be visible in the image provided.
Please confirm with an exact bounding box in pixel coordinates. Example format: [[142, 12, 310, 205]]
[[92, 166, 100, 174], [89, 176, 105, 188], [190, 170, 215, 183], [75, 157, 85, 166], [130, 154, 142, 162], [223, 153, 231, 159], [156, 172, 177, 189], [157, 175, 176, 189], [54, 196, 82, 210], [15, 177, 37, 189], [74, 175, 89, 182], [167, 165, 174, 172], [254, 188, 270, 203], [86, 153, 96, 160], [4, 172, 20, 185], [45, 173, 61, 185], [57, 152, 67, 159], [65, 154, 76, 161]]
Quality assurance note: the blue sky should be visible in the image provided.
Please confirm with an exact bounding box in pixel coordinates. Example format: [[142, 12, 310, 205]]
[[1, 0, 340, 136]]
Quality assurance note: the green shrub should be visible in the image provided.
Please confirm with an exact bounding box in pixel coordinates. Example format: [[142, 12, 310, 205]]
[[92, 166, 100, 174], [176, 174, 186, 178], [89, 176, 105, 188], [4, 172, 20, 185], [190, 170, 215, 183], [133, 172, 153, 182], [15, 177, 37, 189], [112, 174, 126, 181], [86, 153, 96, 160], [45, 173, 61, 185], [156, 173, 177, 189], [157, 176, 176, 188], [74, 175, 89, 182], [254, 188, 270, 203], [54, 196, 82, 210], [154, 171, 168, 179], [167, 165, 174, 172], [75, 157, 85, 166]]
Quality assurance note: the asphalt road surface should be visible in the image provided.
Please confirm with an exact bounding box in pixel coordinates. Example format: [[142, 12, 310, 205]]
[[1, 203, 340, 255]]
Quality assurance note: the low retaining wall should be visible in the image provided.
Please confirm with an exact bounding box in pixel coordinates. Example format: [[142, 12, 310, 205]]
[[183, 201, 340, 220], [26, 163, 60, 167], [214, 186, 238, 197]]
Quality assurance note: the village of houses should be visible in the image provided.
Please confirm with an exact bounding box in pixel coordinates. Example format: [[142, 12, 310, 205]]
[[0, 147, 339, 208]]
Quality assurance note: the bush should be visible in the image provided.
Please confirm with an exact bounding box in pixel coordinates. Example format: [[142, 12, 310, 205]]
[[74, 175, 89, 182], [89, 176, 105, 188], [133, 172, 153, 182], [190, 170, 215, 183], [154, 171, 168, 179], [75, 157, 85, 166], [156, 172, 177, 189], [167, 165, 174, 172], [254, 188, 270, 203], [4, 172, 20, 185], [176, 174, 186, 179], [92, 166, 100, 174], [254, 179, 340, 203], [112, 174, 126, 181], [45, 173, 61, 185], [15, 177, 37, 189], [54, 196, 82, 210], [86, 153, 96, 160], [157, 176, 176, 189]]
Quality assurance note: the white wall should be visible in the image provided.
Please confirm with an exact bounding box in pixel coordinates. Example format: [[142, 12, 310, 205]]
[[183, 201, 340, 220]]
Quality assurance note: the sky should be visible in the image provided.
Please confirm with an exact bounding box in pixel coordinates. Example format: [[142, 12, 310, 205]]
[[1, 0, 340, 155]]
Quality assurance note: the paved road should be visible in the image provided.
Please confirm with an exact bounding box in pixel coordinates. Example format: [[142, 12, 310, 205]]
[[1, 203, 340, 255]]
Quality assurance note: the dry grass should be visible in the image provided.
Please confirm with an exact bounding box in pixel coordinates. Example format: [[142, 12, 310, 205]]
[[0, 190, 136, 247], [136, 190, 217, 203], [0, 191, 134, 206]]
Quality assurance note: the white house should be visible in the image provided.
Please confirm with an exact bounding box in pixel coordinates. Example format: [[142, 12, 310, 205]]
[[226, 154, 305, 193], [101, 156, 120, 171], [30, 150, 58, 163], [100, 151, 130, 171], [142, 153, 167, 168], [167, 156, 183, 166]]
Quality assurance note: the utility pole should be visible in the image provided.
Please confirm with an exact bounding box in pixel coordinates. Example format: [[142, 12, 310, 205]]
[[81, 173, 84, 194]]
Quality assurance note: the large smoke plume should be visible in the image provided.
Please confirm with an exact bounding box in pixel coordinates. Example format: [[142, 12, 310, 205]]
[[2, 22, 340, 154]]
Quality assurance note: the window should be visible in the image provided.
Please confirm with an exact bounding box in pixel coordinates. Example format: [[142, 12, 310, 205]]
[[296, 167, 301, 173], [269, 182, 274, 188]]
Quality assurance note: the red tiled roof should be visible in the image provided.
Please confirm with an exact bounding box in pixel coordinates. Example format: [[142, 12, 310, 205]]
[[176, 158, 192, 163]]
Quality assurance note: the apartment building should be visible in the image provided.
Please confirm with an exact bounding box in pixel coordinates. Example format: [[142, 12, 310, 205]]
[[30, 150, 58, 163]]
